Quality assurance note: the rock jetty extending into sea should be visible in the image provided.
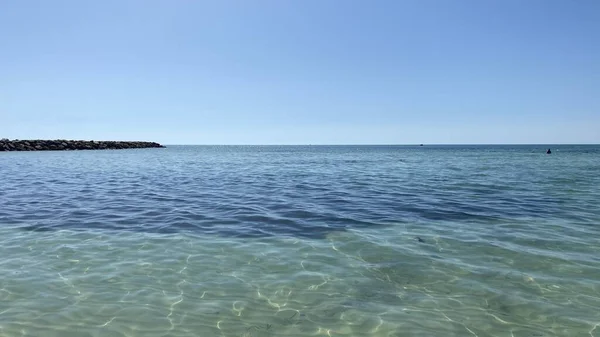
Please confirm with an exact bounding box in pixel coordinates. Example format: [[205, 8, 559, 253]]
[[0, 139, 165, 151]]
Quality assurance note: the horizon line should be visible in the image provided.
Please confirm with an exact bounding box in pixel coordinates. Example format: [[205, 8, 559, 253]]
[[161, 143, 599, 146]]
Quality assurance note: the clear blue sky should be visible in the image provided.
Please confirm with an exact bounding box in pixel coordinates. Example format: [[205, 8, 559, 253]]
[[1, 0, 598, 144]]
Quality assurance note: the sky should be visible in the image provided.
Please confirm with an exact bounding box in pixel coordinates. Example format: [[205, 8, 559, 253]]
[[0, 0, 598, 144]]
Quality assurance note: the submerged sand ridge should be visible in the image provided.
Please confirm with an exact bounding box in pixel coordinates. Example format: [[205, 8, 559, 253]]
[[0, 139, 165, 151]]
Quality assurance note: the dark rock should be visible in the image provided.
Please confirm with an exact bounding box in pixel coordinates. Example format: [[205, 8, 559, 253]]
[[0, 139, 165, 151]]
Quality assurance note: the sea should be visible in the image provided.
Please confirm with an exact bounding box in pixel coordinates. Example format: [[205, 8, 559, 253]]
[[1, 145, 599, 337]]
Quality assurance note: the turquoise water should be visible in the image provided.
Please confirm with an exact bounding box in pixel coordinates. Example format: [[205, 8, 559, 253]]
[[1, 145, 599, 337]]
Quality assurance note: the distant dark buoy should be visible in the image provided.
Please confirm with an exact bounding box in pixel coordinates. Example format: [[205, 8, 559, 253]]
[[416, 236, 425, 243], [420, 144, 424, 146], [546, 148, 552, 154]]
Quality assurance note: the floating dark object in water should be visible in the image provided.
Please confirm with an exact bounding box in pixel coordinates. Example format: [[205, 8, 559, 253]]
[[546, 148, 552, 154], [420, 144, 424, 146], [416, 236, 425, 243]]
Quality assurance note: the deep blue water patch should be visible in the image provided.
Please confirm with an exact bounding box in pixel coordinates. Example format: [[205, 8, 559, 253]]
[[2, 145, 599, 238]]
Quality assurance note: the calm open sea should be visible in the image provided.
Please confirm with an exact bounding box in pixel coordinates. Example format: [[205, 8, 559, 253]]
[[1, 145, 599, 337]]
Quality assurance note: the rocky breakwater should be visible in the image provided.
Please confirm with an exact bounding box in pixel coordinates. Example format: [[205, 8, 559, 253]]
[[0, 139, 165, 151]]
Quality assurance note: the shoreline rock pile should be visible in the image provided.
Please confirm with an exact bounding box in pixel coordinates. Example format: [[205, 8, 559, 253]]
[[0, 139, 165, 151]]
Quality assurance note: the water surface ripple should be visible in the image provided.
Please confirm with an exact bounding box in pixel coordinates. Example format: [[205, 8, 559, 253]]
[[1, 145, 599, 336]]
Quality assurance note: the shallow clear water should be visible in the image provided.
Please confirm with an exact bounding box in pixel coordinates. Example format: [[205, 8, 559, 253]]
[[1, 145, 599, 337]]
